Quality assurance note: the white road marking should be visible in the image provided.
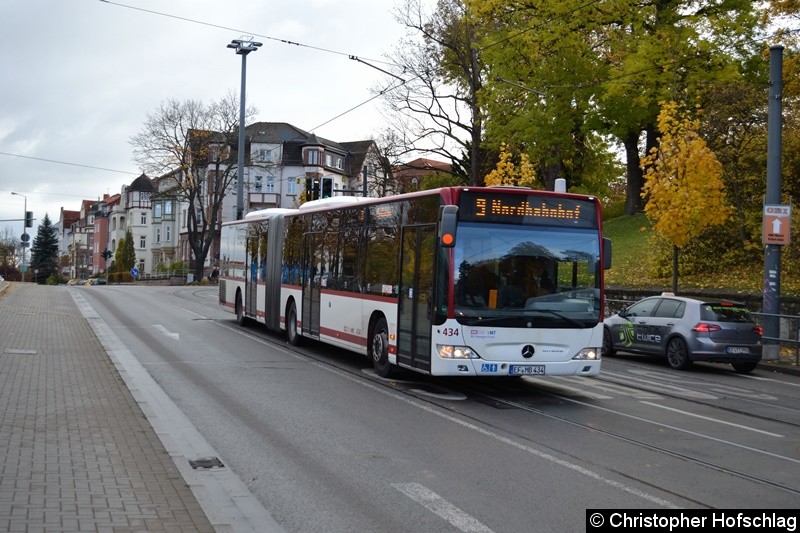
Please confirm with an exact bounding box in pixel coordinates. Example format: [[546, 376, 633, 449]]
[[640, 401, 784, 437], [153, 324, 180, 340], [393, 483, 494, 533]]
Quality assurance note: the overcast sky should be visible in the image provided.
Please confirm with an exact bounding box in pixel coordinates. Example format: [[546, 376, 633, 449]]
[[1, 0, 420, 238]]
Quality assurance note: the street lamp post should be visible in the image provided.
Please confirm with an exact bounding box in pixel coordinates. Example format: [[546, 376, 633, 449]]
[[11, 192, 27, 282], [227, 37, 262, 220]]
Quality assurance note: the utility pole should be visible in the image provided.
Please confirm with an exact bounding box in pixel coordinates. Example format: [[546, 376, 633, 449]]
[[762, 45, 784, 361]]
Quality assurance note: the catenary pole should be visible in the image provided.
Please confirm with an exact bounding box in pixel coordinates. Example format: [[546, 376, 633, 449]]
[[762, 45, 783, 361]]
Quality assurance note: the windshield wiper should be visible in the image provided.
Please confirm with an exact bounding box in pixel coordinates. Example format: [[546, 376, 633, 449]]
[[528, 309, 587, 328]]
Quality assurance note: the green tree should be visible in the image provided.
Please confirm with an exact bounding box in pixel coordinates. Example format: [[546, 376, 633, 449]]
[[467, 0, 764, 210], [29, 213, 59, 284], [114, 230, 136, 276], [641, 101, 731, 291]]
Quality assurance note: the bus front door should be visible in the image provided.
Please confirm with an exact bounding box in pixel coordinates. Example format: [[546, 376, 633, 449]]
[[397, 225, 435, 373], [302, 233, 322, 338]]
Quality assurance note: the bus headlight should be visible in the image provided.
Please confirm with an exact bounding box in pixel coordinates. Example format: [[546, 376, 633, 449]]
[[572, 348, 600, 360], [437, 345, 480, 359]]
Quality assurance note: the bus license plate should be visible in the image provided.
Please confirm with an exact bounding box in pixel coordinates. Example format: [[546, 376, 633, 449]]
[[726, 346, 750, 354], [509, 365, 545, 376]]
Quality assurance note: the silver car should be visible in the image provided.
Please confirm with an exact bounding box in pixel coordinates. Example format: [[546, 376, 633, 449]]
[[603, 293, 762, 373]]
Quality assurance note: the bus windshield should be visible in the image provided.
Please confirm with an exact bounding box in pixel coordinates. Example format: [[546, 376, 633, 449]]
[[453, 222, 601, 328]]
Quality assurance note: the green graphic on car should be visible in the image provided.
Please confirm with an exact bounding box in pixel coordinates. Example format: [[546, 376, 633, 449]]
[[618, 322, 635, 347]]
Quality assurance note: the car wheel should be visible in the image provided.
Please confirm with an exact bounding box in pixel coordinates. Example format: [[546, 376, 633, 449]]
[[371, 317, 394, 378], [731, 361, 758, 373], [666, 337, 692, 370], [602, 327, 616, 357], [286, 302, 302, 346]]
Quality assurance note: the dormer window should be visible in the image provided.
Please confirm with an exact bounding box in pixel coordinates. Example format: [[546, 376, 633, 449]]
[[306, 149, 320, 166]]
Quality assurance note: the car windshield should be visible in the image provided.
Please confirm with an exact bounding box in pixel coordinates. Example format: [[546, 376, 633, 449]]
[[452, 222, 601, 328], [701, 303, 753, 323]]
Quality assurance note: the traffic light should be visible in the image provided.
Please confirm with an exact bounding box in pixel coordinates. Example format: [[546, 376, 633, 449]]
[[25, 211, 33, 228], [322, 177, 333, 199]]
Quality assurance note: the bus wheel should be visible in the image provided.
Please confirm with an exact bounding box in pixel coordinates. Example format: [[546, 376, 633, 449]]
[[371, 317, 394, 378], [287, 302, 302, 346], [235, 291, 246, 326]]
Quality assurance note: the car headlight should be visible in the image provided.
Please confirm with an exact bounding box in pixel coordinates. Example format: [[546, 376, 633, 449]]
[[572, 348, 600, 360], [437, 345, 480, 359]]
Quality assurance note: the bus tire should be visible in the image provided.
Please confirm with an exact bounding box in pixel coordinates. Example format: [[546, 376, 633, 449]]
[[235, 291, 247, 327], [287, 302, 302, 346], [371, 317, 394, 378]]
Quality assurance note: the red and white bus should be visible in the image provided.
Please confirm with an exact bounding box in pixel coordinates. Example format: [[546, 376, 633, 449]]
[[219, 186, 611, 378]]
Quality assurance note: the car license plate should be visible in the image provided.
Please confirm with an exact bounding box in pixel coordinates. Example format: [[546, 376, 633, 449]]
[[509, 365, 545, 376], [726, 346, 750, 354]]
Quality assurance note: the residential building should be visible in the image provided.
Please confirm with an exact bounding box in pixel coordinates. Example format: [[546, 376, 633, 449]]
[[150, 173, 180, 271], [91, 194, 120, 275], [56, 208, 79, 277], [393, 157, 452, 192]]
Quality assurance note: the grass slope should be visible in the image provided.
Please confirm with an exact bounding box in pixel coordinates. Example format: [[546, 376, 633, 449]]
[[602, 214, 798, 297]]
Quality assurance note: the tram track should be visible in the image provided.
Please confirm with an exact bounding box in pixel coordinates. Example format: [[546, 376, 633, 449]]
[[455, 383, 800, 499], [212, 315, 800, 500], [594, 359, 800, 430], [174, 289, 800, 502]]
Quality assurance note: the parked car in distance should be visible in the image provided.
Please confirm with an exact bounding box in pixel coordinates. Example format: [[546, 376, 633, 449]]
[[87, 278, 107, 285], [603, 293, 762, 373]]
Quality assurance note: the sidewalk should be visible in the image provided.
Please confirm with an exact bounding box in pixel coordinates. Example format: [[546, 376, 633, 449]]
[[0, 282, 215, 532]]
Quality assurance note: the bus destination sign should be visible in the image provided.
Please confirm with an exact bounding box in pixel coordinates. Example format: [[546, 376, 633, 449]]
[[458, 192, 598, 228]]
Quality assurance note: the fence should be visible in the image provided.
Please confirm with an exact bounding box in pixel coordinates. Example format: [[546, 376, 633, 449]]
[[604, 297, 800, 366]]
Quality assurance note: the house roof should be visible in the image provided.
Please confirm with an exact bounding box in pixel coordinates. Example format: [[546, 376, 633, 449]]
[[128, 173, 154, 192], [394, 157, 451, 179]]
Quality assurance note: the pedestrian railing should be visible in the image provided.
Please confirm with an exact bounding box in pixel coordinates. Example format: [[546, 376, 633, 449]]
[[751, 312, 800, 366]]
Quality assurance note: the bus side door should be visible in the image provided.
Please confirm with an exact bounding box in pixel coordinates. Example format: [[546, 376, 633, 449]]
[[397, 225, 436, 372], [302, 232, 323, 338]]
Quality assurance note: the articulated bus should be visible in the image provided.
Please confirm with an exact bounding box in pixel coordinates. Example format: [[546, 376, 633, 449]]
[[219, 186, 611, 378]]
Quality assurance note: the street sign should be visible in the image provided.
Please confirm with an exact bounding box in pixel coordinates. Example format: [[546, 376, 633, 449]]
[[130, 267, 139, 278], [762, 204, 791, 245], [20, 233, 30, 242]]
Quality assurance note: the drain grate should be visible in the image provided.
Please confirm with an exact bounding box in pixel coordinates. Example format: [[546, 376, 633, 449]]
[[189, 456, 225, 469]]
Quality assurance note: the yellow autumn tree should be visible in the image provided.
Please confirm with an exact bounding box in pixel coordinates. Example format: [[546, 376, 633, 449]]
[[641, 100, 731, 291], [484, 142, 537, 187]]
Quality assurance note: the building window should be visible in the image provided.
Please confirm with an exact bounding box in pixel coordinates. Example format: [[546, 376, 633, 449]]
[[141, 212, 147, 225], [181, 209, 187, 228], [165, 201, 173, 215], [266, 177, 275, 193], [325, 153, 333, 167], [154, 203, 162, 218], [139, 235, 146, 249], [165, 226, 171, 242], [254, 175, 263, 192], [336, 156, 344, 170], [307, 149, 319, 165], [155, 228, 161, 244], [288, 177, 297, 195]]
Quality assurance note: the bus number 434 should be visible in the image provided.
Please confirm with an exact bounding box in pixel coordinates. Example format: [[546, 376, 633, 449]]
[[439, 328, 459, 336]]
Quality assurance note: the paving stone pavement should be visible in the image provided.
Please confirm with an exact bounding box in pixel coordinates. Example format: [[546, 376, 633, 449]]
[[0, 282, 215, 532]]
